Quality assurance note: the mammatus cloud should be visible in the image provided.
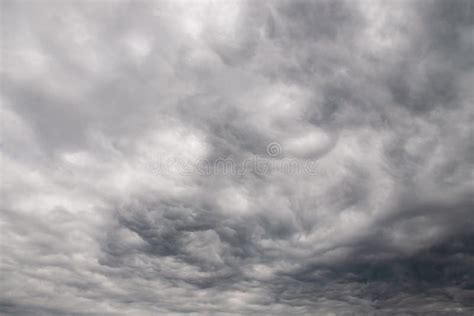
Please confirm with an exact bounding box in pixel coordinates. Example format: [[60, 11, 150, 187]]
[[1, 0, 473, 314]]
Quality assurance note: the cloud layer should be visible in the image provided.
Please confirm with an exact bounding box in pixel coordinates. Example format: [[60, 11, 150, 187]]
[[1, 0, 473, 314]]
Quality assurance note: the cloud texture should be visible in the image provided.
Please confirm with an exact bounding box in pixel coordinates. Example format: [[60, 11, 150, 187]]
[[1, 0, 473, 314]]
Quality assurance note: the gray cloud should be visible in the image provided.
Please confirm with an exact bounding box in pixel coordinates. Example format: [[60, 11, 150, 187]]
[[1, 0, 473, 314]]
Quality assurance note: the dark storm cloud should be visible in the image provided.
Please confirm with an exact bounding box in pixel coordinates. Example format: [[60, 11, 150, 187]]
[[386, 0, 473, 113], [1, 0, 473, 315]]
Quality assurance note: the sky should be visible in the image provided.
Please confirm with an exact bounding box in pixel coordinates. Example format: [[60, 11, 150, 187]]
[[0, 0, 473, 315]]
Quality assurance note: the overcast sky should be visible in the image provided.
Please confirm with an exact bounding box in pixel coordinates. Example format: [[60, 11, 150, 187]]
[[1, 0, 473, 315]]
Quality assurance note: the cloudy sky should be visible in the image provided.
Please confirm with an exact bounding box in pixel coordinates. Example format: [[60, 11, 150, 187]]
[[1, 0, 473, 314]]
